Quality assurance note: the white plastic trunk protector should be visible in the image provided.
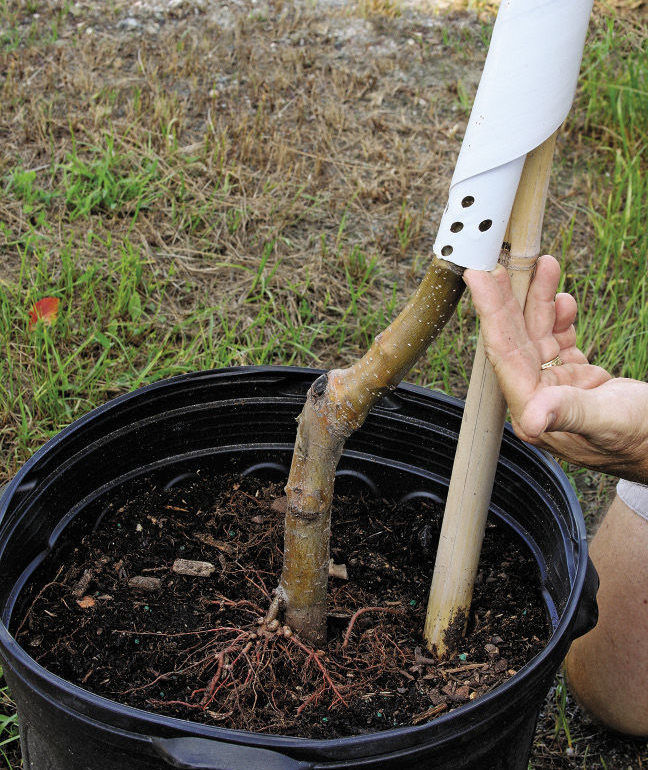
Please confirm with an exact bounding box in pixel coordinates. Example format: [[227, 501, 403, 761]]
[[434, 0, 593, 271]]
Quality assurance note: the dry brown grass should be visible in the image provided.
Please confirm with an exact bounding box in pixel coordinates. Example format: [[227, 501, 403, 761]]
[[1, 0, 489, 379]]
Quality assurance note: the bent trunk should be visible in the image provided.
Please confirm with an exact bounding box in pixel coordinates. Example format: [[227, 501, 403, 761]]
[[279, 256, 465, 645]]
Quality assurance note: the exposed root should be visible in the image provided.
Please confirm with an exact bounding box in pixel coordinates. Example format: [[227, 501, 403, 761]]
[[122, 595, 415, 726], [287, 635, 348, 709], [342, 606, 405, 649], [126, 598, 358, 725], [263, 594, 281, 625]]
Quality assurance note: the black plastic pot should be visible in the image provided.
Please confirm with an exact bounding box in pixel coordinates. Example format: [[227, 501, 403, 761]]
[[0, 366, 597, 770]]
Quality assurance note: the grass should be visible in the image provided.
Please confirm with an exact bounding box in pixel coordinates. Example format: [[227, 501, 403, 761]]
[[560, 15, 648, 383], [0, 0, 647, 767], [0, 668, 18, 769]]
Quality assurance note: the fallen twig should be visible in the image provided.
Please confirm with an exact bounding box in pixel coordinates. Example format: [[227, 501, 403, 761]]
[[411, 702, 448, 725]]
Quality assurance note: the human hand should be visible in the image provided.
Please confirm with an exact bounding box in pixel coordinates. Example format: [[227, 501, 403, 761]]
[[464, 255, 648, 483]]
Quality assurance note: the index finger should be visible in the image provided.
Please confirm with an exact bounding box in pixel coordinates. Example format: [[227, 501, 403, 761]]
[[464, 266, 529, 357], [464, 265, 541, 418]]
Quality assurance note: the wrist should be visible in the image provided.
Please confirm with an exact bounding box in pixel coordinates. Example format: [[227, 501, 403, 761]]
[[636, 457, 648, 486], [619, 379, 648, 483]]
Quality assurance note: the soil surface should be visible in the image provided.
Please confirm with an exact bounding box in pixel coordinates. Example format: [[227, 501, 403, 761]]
[[15, 471, 549, 737]]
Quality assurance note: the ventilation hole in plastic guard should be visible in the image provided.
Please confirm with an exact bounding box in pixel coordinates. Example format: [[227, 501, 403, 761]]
[[241, 462, 289, 482], [334, 470, 379, 498], [450, 222, 463, 233], [164, 472, 201, 490], [396, 490, 445, 508], [461, 195, 475, 208], [441, 245, 453, 257], [479, 219, 493, 232]]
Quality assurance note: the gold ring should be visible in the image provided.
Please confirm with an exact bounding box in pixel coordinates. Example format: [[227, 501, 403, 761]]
[[541, 355, 563, 370]]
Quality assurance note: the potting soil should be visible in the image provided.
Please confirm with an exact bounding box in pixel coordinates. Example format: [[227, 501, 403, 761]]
[[14, 471, 549, 738]]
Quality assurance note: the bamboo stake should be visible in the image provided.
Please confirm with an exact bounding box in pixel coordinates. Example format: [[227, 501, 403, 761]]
[[424, 132, 559, 656]]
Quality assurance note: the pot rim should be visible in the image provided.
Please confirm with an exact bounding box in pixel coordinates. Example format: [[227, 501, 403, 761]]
[[0, 365, 588, 754]]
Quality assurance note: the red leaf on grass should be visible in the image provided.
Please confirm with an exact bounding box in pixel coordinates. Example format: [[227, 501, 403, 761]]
[[28, 297, 60, 330]]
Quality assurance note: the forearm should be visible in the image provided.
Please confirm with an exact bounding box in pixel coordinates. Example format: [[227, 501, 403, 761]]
[[601, 378, 648, 484]]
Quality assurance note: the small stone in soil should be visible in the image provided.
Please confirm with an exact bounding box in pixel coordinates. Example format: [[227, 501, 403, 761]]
[[172, 558, 216, 577], [328, 559, 348, 580], [128, 576, 162, 591]]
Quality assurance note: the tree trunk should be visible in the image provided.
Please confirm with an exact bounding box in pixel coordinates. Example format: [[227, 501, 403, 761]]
[[278, 256, 466, 645]]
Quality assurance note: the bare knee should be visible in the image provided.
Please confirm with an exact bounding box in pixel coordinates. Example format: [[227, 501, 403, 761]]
[[565, 492, 648, 736]]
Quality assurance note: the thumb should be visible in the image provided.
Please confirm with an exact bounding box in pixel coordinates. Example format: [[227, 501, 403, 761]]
[[518, 386, 608, 440]]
